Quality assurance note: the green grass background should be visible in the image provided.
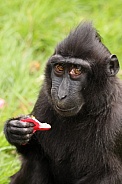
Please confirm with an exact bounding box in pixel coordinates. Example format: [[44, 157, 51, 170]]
[[0, 0, 122, 183]]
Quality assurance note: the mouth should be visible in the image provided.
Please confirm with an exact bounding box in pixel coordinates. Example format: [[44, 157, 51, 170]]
[[54, 103, 84, 117], [55, 105, 76, 112]]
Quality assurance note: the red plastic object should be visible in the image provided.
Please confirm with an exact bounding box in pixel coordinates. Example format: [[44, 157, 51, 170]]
[[21, 116, 51, 133]]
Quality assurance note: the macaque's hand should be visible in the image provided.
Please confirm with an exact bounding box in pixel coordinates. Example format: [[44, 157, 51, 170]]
[[4, 116, 34, 145]]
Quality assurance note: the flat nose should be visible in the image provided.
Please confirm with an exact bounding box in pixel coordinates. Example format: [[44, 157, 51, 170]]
[[58, 78, 69, 100]]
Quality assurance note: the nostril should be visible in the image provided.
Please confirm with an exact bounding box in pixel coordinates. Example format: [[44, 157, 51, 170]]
[[58, 94, 67, 100]]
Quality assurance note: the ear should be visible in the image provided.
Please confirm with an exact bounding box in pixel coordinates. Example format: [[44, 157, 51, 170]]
[[107, 54, 119, 76]]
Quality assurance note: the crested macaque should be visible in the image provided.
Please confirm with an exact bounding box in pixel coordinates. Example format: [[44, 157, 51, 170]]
[[4, 22, 122, 184]]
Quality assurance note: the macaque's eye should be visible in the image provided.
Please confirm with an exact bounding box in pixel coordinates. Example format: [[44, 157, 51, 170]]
[[69, 65, 82, 78], [54, 64, 64, 75]]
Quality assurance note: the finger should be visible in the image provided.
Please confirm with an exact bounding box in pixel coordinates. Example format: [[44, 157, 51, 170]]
[[9, 120, 34, 128], [8, 127, 34, 135], [11, 138, 30, 145], [10, 133, 33, 141]]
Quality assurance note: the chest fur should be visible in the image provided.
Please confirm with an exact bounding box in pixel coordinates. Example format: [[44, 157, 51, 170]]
[[38, 119, 107, 175]]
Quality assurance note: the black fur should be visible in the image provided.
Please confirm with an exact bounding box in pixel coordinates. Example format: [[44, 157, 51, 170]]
[[56, 22, 110, 60], [5, 22, 122, 184]]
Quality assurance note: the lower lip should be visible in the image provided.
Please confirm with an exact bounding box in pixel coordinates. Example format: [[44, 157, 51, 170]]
[[56, 105, 75, 112]]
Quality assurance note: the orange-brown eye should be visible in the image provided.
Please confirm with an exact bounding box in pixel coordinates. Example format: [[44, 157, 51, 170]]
[[54, 64, 64, 74], [69, 65, 82, 77]]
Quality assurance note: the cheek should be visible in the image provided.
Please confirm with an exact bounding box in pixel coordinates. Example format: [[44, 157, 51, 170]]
[[69, 85, 84, 107]]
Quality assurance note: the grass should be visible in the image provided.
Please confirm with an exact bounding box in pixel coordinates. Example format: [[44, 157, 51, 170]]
[[0, 0, 122, 183]]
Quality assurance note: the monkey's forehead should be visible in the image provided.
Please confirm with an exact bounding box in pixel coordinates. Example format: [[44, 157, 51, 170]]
[[48, 54, 91, 69]]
